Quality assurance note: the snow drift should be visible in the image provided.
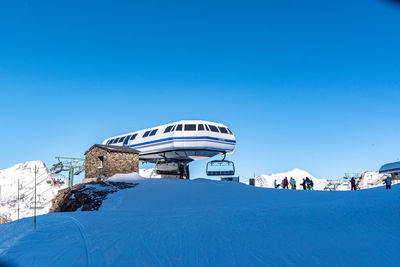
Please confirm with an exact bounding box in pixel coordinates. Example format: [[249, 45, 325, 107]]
[[0, 177, 399, 266]]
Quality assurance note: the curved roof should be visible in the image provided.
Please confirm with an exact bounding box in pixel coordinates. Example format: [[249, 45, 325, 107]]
[[379, 161, 400, 174]]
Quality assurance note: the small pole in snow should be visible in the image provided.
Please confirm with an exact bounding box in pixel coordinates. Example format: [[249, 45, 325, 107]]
[[34, 166, 37, 230], [17, 179, 20, 222]]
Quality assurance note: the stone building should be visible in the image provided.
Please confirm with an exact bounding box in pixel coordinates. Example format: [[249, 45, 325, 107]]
[[84, 144, 140, 181]]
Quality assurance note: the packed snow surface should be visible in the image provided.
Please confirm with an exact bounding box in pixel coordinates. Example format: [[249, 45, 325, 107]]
[[0, 177, 399, 266], [0, 161, 67, 222]]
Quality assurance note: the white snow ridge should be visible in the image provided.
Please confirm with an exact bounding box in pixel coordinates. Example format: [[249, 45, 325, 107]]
[[0, 161, 67, 222], [255, 168, 350, 190]]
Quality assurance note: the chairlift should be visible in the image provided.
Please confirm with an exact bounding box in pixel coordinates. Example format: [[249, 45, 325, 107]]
[[74, 166, 85, 175], [206, 154, 235, 176]]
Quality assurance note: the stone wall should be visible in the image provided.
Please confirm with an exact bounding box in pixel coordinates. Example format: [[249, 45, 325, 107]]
[[85, 146, 139, 180]]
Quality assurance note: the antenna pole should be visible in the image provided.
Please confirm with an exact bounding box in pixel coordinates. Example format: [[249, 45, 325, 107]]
[[34, 166, 37, 230]]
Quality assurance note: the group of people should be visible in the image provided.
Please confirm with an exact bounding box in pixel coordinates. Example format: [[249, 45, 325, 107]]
[[50, 178, 64, 187], [350, 176, 393, 190], [274, 177, 314, 190]]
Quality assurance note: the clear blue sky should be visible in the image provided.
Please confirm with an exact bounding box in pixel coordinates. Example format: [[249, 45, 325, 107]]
[[0, 0, 399, 182]]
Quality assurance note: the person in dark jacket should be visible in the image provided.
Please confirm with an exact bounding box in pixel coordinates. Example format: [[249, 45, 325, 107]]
[[179, 162, 185, 179], [300, 178, 307, 190], [305, 177, 311, 190], [385, 176, 392, 190], [283, 177, 289, 189], [350, 178, 357, 190], [310, 179, 314, 190]]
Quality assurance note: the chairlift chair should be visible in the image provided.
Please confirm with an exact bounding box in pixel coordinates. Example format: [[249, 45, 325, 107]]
[[206, 154, 235, 176]]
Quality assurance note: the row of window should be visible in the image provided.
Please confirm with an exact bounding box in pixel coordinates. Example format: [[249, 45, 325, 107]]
[[164, 124, 233, 135], [106, 124, 233, 145]]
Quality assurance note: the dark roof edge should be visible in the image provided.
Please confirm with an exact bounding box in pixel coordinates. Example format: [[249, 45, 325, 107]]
[[85, 144, 140, 155]]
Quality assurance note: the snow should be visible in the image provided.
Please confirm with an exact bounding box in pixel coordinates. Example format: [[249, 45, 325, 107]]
[[108, 172, 143, 183], [255, 168, 349, 190], [0, 161, 67, 222], [357, 171, 390, 189], [0, 178, 399, 266], [139, 168, 162, 178], [255, 169, 399, 191]]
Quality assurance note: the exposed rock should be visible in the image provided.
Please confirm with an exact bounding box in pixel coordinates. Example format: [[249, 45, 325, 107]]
[[0, 214, 11, 224], [49, 181, 137, 213]]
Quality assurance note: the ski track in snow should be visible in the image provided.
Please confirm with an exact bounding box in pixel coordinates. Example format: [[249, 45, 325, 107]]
[[0, 178, 399, 266]]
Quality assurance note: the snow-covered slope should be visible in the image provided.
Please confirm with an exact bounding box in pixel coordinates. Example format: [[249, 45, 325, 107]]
[[357, 171, 395, 189], [0, 177, 399, 266], [0, 161, 67, 222], [255, 168, 350, 190]]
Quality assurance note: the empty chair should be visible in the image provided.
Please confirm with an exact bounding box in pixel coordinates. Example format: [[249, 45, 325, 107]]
[[206, 159, 235, 176]]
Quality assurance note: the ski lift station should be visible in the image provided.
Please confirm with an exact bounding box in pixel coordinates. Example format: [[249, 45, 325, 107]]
[[379, 161, 400, 180], [102, 120, 236, 179]]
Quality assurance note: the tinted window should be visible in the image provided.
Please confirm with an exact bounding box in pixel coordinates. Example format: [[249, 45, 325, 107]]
[[149, 129, 158, 136], [118, 137, 125, 143], [106, 140, 112, 145], [176, 124, 183, 131], [205, 124, 210, 131], [130, 134, 137, 140], [164, 125, 173, 133], [143, 131, 151, 137], [123, 135, 131, 145], [227, 128, 233, 135], [111, 139, 118, 144], [198, 124, 205, 131], [218, 127, 228, 134], [208, 125, 219, 132], [171, 125, 177, 131], [184, 124, 196, 131]]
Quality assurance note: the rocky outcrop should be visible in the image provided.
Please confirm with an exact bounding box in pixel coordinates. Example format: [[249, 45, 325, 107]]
[[49, 181, 137, 213], [0, 214, 11, 224]]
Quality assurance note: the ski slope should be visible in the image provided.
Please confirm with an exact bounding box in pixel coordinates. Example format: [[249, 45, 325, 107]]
[[0, 177, 399, 266]]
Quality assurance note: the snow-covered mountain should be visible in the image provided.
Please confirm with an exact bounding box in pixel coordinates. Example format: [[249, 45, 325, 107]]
[[255, 168, 350, 191], [0, 161, 67, 222]]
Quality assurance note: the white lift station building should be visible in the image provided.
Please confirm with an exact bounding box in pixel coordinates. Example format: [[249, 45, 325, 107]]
[[102, 120, 236, 179]]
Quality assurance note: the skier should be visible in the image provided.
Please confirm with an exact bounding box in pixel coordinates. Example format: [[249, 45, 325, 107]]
[[281, 179, 285, 189], [283, 177, 289, 189], [350, 178, 357, 191], [274, 180, 280, 188], [290, 178, 296, 189], [310, 179, 314, 190], [300, 178, 307, 190], [305, 177, 311, 190], [384, 176, 392, 190]]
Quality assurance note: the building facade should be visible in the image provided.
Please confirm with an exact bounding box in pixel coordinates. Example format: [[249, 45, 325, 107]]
[[84, 144, 140, 180]]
